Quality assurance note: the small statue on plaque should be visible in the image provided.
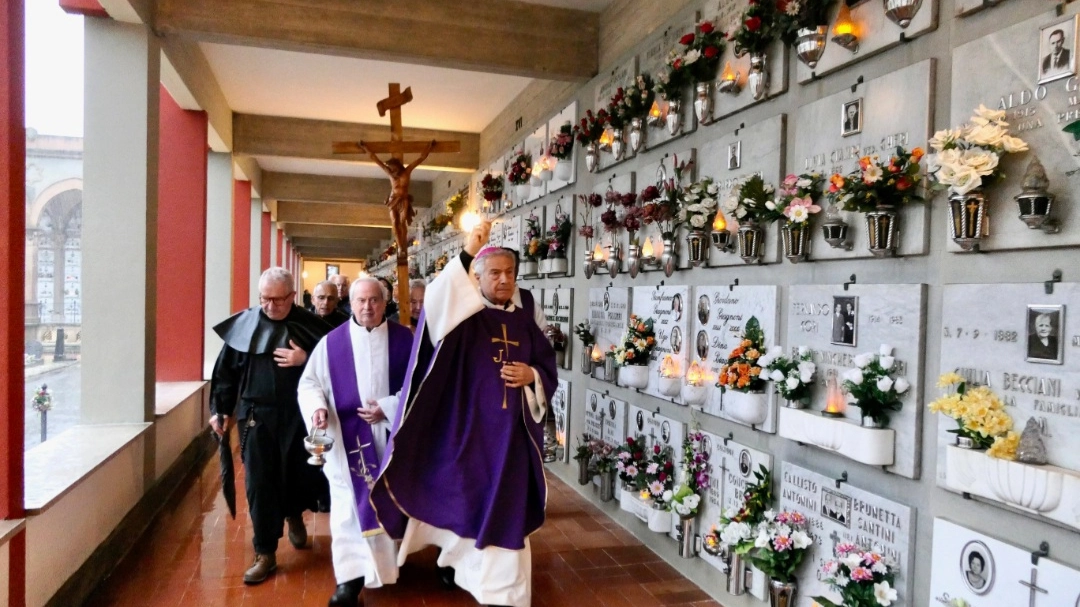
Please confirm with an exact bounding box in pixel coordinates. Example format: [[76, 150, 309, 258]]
[[1015, 417, 1049, 465]]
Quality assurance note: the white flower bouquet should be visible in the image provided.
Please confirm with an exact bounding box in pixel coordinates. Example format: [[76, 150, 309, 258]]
[[757, 345, 816, 405], [720, 174, 781, 225], [927, 104, 1028, 196], [676, 177, 720, 229], [841, 344, 910, 427]]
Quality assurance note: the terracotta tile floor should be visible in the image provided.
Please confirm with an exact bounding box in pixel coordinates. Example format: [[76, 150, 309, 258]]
[[84, 447, 721, 607]]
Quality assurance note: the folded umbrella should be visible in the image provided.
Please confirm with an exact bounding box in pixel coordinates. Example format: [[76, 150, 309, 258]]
[[215, 429, 237, 519]]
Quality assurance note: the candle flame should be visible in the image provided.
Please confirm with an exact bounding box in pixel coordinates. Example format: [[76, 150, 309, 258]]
[[599, 128, 615, 147], [649, 101, 663, 119], [686, 361, 706, 386], [825, 376, 846, 414], [641, 237, 654, 257], [833, 3, 856, 37], [713, 212, 727, 231], [591, 343, 604, 362], [660, 354, 682, 378], [593, 243, 606, 260], [721, 62, 738, 83]]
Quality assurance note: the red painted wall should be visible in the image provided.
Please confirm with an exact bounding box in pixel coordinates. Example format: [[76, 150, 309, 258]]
[[58, 0, 108, 18], [276, 228, 283, 266], [231, 181, 252, 313], [156, 86, 208, 381], [260, 212, 271, 270], [1, 1, 27, 604]]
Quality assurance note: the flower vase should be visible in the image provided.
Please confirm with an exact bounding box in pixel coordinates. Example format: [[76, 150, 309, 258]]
[[694, 81, 713, 124], [647, 505, 671, 533], [538, 258, 551, 274], [661, 238, 677, 277], [737, 221, 765, 264], [885, 0, 923, 28], [554, 159, 573, 182], [685, 229, 709, 267], [547, 253, 568, 274], [726, 551, 748, 595], [530, 174, 542, 187], [780, 220, 810, 263], [619, 484, 636, 512], [768, 578, 798, 607], [610, 129, 625, 161], [795, 26, 828, 68], [514, 183, 531, 199], [618, 365, 650, 390], [784, 396, 810, 409], [599, 469, 616, 502], [677, 516, 698, 559], [520, 260, 538, 277], [539, 168, 553, 182], [748, 53, 769, 100], [665, 98, 683, 136], [658, 375, 681, 397], [865, 205, 900, 257], [603, 355, 616, 382], [577, 458, 591, 485], [629, 117, 645, 152], [580, 349, 594, 374], [947, 187, 987, 251], [723, 390, 769, 426], [955, 436, 984, 450], [585, 142, 599, 173], [861, 415, 886, 429], [554, 349, 566, 367]]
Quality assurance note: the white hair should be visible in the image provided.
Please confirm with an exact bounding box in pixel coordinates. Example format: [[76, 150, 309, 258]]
[[350, 276, 388, 301], [409, 279, 427, 290], [313, 280, 337, 294], [472, 249, 518, 276], [260, 267, 294, 289]]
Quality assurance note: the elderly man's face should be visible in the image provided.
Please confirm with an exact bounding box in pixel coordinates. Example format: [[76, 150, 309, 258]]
[[409, 286, 425, 319], [1052, 32, 1065, 52], [329, 275, 349, 299], [1035, 315, 1053, 338], [478, 255, 516, 306], [351, 281, 386, 329], [312, 284, 339, 317], [259, 280, 294, 321]]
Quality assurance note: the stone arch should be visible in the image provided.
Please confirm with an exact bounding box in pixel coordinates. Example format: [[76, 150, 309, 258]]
[[28, 178, 82, 229]]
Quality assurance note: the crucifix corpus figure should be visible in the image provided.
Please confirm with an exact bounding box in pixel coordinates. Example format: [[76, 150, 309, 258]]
[[332, 83, 461, 323]]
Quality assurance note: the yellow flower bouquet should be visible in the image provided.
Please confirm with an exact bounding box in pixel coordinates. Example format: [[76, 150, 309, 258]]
[[929, 373, 1018, 459]]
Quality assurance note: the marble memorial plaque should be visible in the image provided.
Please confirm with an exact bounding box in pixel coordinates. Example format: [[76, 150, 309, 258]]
[[637, 14, 698, 148], [524, 123, 548, 204], [786, 284, 927, 478], [779, 462, 915, 607], [596, 57, 640, 172], [592, 173, 636, 274], [584, 389, 627, 447], [547, 101, 577, 193], [929, 518, 1080, 606], [632, 284, 690, 402], [793, 60, 934, 260], [588, 286, 630, 355], [955, 0, 1010, 17], [518, 206, 544, 282], [543, 288, 573, 371], [698, 115, 786, 267], [795, 1, 938, 83], [698, 431, 773, 600], [950, 6, 1080, 251], [552, 379, 571, 463], [628, 405, 684, 459], [544, 197, 574, 277], [698, 1, 789, 119], [637, 149, 697, 271], [502, 214, 522, 253], [695, 285, 781, 432]]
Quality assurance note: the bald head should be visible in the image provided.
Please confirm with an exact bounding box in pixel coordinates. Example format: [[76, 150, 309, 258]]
[[312, 280, 340, 317], [329, 274, 350, 299]]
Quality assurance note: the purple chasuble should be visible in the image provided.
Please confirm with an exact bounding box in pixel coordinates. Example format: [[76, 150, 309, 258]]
[[326, 320, 412, 534], [374, 290, 557, 550]]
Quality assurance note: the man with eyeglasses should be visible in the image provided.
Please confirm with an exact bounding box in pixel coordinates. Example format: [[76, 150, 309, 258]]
[[209, 267, 333, 585], [312, 280, 350, 328]]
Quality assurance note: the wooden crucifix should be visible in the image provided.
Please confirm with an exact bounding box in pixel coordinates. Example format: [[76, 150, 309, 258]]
[[333, 83, 461, 323]]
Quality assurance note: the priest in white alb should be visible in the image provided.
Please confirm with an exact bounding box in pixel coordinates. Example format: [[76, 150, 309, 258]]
[[298, 278, 413, 607], [372, 221, 558, 607]]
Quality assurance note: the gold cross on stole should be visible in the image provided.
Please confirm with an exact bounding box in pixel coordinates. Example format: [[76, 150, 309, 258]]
[[492, 323, 520, 409]]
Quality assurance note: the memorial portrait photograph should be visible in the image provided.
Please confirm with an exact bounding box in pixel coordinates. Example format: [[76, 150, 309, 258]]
[[661, 421, 671, 444], [672, 293, 683, 321], [841, 98, 862, 137], [960, 540, 994, 595], [727, 141, 741, 170], [325, 264, 340, 279], [636, 410, 644, 431], [1038, 15, 1077, 85], [608, 400, 617, 421], [821, 488, 852, 527], [670, 325, 683, 354], [831, 296, 859, 347], [697, 294, 710, 325], [603, 291, 610, 311], [738, 450, 751, 476], [696, 330, 709, 361], [1025, 304, 1065, 364], [590, 393, 598, 412]]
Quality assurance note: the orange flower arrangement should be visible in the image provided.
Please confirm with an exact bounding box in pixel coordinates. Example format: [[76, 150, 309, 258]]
[[717, 317, 770, 393]]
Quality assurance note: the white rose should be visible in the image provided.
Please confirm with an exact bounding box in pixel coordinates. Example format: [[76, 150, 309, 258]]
[[786, 377, 800, 391], [690, 214, 706, 228], [1001, 135, 1028, 154], [797, 346, 809, 356], [662, 489, 673, 502], [688, 203, 703, 213], [879, 355, 894, 369], [685, 494, 700, 508], [961, 149, 999, 177], [973, 103, 1006, 124], [691, 184, 702, 194], [843, 369, 864, 385], [950, 165, 983, 195], [928, 128, 959, 151], [879, 344, 893, 356], [702, 198, 717, 208], [707, 183, 719, 195], [764, 184, 774, 194], [854, 353, 874, 368], [966, 123, 1007, 147], [683, 49, 701, 65], [798, 361, 816, 383], [722, 197, 738, 212], [675, 503, 690, 516], [771, 369, 786, 382], [735, 207, 747, 218], [934, 164, 957, 186], [843, 553, 864, 571], [796, 178, 812, 188], [765, 201, 777, 210], [792, 530, 812, 549], [876, 376, 894, 392], [894, 377, 910, 394]]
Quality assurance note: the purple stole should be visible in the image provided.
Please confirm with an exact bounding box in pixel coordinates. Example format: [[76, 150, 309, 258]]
[[326, 320, 411, 533]]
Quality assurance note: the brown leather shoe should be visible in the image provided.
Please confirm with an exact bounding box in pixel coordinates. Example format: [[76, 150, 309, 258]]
[[243, 553, 276, 585], [287, 516, 308, 549]]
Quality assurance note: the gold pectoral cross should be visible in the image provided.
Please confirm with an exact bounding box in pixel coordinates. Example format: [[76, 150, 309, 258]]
[[492, 323, 520, 409], [349, 437, 377, 490]]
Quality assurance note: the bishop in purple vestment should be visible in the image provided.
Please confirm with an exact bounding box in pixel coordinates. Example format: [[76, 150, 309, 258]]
[[373, 222, 557, 607], [299, 278, 412, 607]]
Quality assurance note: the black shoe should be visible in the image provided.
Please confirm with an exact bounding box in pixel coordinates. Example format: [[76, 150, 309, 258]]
[[437, 565, 457, 589], [328, 576, 364, 607]]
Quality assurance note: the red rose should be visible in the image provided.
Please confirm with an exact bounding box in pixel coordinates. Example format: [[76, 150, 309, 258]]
[[659, 472, 667, 482], [896, 176, 913, 191], [673, 59, 682, 70], [699, 21, 714, 34], [776, 0, 789, 11], [680, 33, 696, 45], [745, 16, 762, 32], [653, 444, 661, 454], [704, 46, 719, 58]]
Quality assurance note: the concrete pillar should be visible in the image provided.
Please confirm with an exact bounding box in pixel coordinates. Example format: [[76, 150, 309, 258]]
[[249, 197, 261, 306], [81, 18, 159, 424], [203, 152, 232, 379]]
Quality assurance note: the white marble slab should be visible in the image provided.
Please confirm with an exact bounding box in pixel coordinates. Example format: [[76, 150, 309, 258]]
[[543, 288, 573, 370], [929, 518, 1080, 606], [552, 378, 571, 463], [956, 0, 1011, 19], [588, 286, 630, 356], [786, 283, 926, 478], [779, 462, 916, 607], [699, 1, 789, 120], [637, 13, 698, 149], [518, 206, 544, 282], [628, 405, 684, 460], [596, 56, 640, 172], [502, 214, 522, 253], [542, 197, 574, 278], [584, 389, 627, 448], [547, 101, 578, 193], [525, 123, 548, 204], [592, 173, 635, 274], [698, 115, 786, 267], [949, 5, 1080, 252], [695, 285, 780, 432], [637, 149, 697, 272], [792, 60, 934, 260], [632, 284, 691, 403]]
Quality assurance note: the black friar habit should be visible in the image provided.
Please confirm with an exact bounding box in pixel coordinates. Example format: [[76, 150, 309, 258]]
[[210, 304, 332, 555]]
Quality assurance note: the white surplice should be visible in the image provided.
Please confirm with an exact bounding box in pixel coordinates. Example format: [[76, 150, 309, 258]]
[[298, 319, 399, 587], [396, 254, 548, 607]]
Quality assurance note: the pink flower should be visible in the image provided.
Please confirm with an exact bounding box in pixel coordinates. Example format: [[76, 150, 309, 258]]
[[783, 174, 799, 187], [787, 511, 806, 525], [863, 552, 884, 566], [851, 567, 874, 582], [772, 535, 793, 552], [836, 542, 858, 556]]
